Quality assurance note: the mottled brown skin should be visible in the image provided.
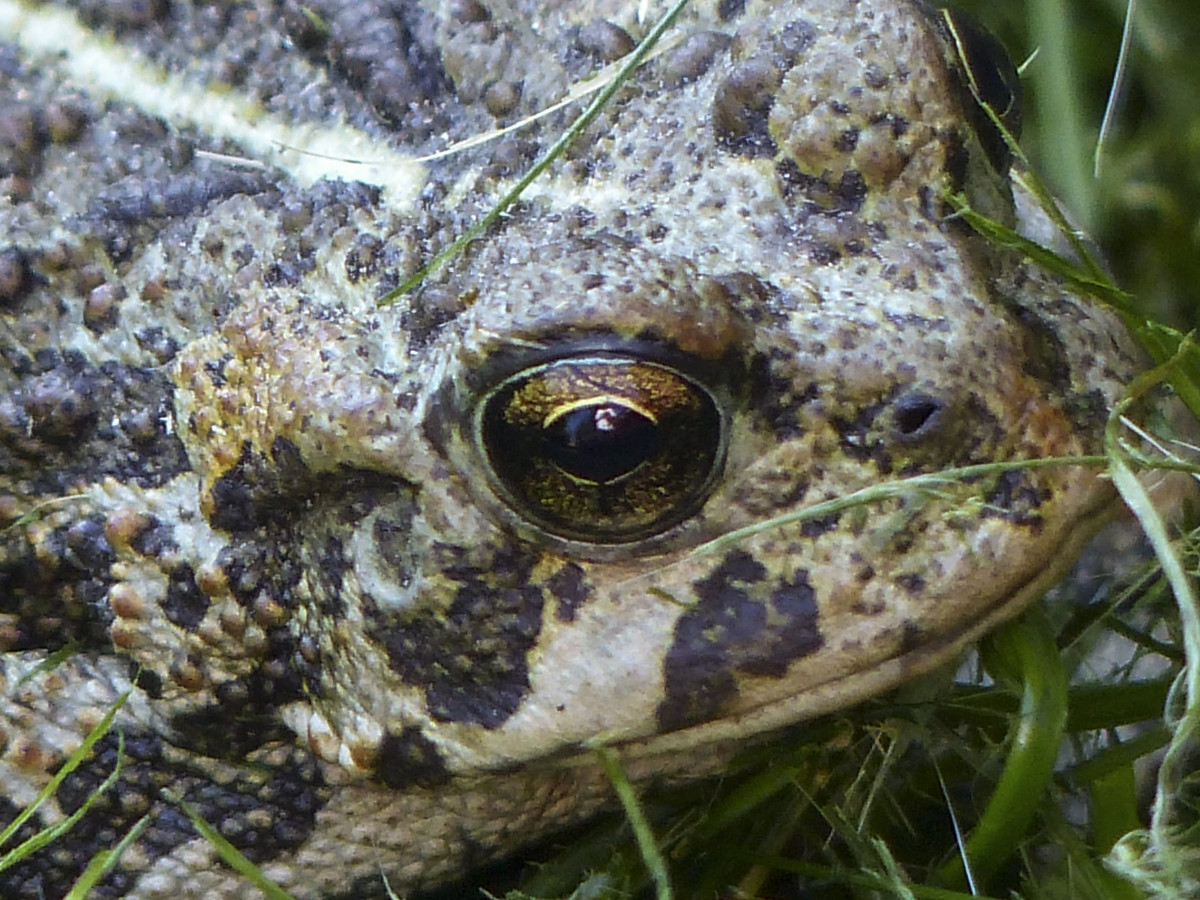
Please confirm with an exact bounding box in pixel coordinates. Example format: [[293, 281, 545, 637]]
[[0, 0, 1142, 897]]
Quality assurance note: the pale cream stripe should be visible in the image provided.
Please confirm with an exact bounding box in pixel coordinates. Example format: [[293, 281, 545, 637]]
[[0, 0, 426, 208]]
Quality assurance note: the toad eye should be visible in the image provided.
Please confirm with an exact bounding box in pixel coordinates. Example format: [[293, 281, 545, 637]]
[[478, 356, 725, 543]]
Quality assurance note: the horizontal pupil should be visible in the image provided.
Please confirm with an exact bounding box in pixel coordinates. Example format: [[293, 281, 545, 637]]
[[545, 402, 659, 483]]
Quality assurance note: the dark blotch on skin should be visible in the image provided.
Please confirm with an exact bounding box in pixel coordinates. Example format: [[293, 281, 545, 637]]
[[984, 469, 1050, 531], [371, 553, 543, 729], [831, 396, 895, 474], [1004, 302, 1073, 393], [800, 512, 841, 538], [129, 515, 179, 558], [208, 438, 314, 532], [168, 678, 298, 759], [0, 515, 115, 653], [894, 573, 926, 595], [776, 160, 868, 213], [717, 0, 746, 20], [548, 562, 591, 623], [65, 516, 115, 572], [0, 246, 38, 307], [750, 352, 818, 440], [315, 534, 349, 616], [576, 20, 635, 63], [376, 727, 452, 788], [162, 563, 209, 631], [657, 550, 823, 732], [86, 171, 266, 226]]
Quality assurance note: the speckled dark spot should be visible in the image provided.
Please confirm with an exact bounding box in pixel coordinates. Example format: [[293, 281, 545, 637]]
[[657, 550, 823, 731], [718, 0, 746, 19], [66, 516, 115, 571], [208, 439, 317, 532], [0, 247, 37, 307], [345, 232, 384, 283], [751, 353, 818, 440], [129, 515, 178, 557], [376, 727, 452, 788], [163, 564, 209, 631], [0, 517, 115, 653], [548, 562, 591, 622], [134, 326, 181, 364], [776, 160, 868, 214], [800, 512, 841, 538], [317, 535, 348, 599], [984, 469, 1050, 530], [86, 171, 266, 225], [169, 675, 300, 760], [1004, 302, 1072, 393], [808, 242, 842, 265]]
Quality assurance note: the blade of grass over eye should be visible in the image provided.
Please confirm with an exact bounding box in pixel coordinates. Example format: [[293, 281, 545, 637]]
[[936, 608, 1068, 891], [161, 790, 300, 900], [591, 744, 673, 900], [377, 0, 693, 305], [945, 8, 1200, 421]]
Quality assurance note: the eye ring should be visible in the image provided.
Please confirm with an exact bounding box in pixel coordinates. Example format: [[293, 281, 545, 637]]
[[476, 354, 726, 543]]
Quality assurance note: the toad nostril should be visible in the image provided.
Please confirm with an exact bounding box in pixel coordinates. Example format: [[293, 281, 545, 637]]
[[893, 394, 944, 438]]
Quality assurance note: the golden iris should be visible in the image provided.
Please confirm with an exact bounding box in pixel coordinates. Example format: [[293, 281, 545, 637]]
[[479, 356, 723, 542]]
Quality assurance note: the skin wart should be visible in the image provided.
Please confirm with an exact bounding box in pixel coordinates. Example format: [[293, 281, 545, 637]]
[[0, 0, 1143, 897]]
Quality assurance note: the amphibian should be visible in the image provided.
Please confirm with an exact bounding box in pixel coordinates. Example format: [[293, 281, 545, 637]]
[[0, 0, 1143, 896]]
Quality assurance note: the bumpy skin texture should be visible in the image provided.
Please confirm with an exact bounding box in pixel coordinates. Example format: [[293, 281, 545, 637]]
[[0, 0, 1142, 897]]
